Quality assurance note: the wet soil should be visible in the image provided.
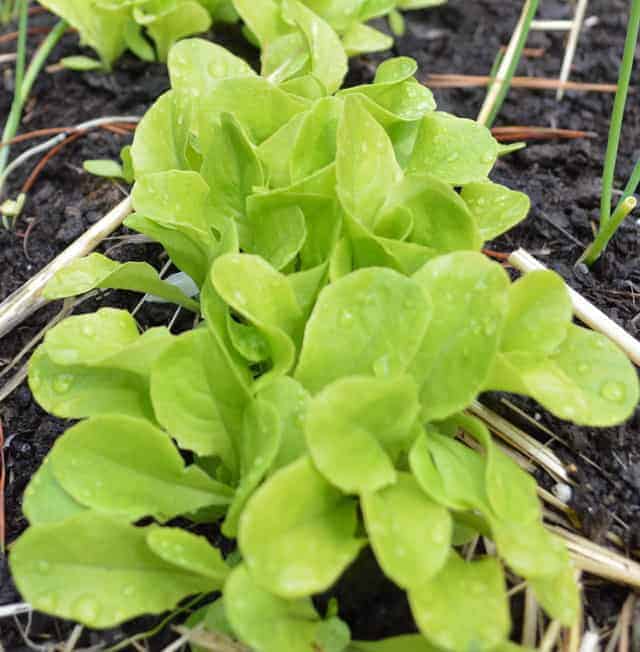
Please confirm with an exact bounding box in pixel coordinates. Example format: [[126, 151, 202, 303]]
[[1, 0, 639, 647]]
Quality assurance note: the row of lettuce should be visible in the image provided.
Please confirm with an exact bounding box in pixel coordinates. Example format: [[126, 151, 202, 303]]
[[40, 0, 444, 70], [9, 7, 640, 652]]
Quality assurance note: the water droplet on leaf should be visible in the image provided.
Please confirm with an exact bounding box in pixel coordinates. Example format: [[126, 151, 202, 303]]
[[53, 374, 73, 394], [600, 381, 624, 402], [339, 310, 354, 327], [72, 595, 100, 623]]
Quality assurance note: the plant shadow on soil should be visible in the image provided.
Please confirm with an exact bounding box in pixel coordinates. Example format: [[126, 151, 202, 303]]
[[1, 0, 640, 647]]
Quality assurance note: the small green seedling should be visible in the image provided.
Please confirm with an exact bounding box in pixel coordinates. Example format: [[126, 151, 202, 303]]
[[10, 41, 638, 652]]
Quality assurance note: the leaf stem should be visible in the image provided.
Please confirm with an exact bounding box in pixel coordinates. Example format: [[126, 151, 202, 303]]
[[580, 196, 637, 266], [0, 19, 68, 176]]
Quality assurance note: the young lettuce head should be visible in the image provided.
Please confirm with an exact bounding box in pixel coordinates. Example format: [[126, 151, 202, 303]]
[[10, 40, 638, 652]]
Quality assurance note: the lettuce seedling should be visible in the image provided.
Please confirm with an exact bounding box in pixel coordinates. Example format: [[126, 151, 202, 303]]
[[9, 40, 639, 652]]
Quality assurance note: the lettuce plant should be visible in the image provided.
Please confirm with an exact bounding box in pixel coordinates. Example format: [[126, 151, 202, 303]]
[[233, 0, 445, 60], [38, 0, 238, 69], [9, 39, 639, 652], [40, 0, 446, 71]]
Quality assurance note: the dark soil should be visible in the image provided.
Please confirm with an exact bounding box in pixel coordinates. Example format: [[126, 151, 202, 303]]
[[1, 0, 639, 647]]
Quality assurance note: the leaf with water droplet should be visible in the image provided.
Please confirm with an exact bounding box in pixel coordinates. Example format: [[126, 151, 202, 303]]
[[147, 528, 230, 584], [151, 327, 249, 470], [211, 254, 303, 389], [337, 96, 403, 229], [295, 267, 431, 393], [49, 415, 233, 522], [44, 253, 200, 312], [28, 313, 170, 421], [362, 473, 451, 588], [306, 376, 419, 493], [409, 429, 491, 514], [257, 376, 310, 471], [376, 173, 481, 254], [131, 90, 192, 176], [408, 553, 509, 651], [22, 459, 87, 525], [200, 112, 265, 245], [225, 563, 326, 652], [410, 252, 509, 420], [239, 457, 365, 598], [9, 512, 216, 628], [407, 112, 498, 185], [499, 271, 572, 356], [168, 39, 255, 101], [487, 325, 639, 427], [461, 180, 530, 241], [222, 399, 282, 537], [130, 169, 215, 285], [197, 76, 308, 145]]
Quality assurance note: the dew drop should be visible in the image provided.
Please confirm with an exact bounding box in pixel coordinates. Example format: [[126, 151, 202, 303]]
[[600, 381, 624, 402], [72, 595, 100, 623], [446, 152, 459, 163], [577, 362, 590, 375], [373, 355, 391, 377], [482, 152, 495, 164], [81, 324, 94, 337], [338, 309, 354, 327], [122, 585, 135, 597], [37, 560, 50, 573], [53, 374, 73, 394]]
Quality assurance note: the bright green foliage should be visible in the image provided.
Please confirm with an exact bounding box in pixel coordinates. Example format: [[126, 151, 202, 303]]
[[38, 0, 225, 68], [10, 512, 218, 628], [22, 457, 87, 525], [29, 309, 172, 420], [43, 252, 200, 311], [410, 251, 509, 420], [238, 457, 365, 598], [461, 181, 531, 241], [46, 415, 233, 521], [306, 376, 419, 493], [295, 268, 431, 392], [361, 473, 451, 588], [408, 554, 510, 651], [13, 41, 639, 652], [41, 0, 446, 73], [146, 528, 230, 581], [225, 564, 350, 652], [151, 327, 250, 467], [486, 273, 640, 426]]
